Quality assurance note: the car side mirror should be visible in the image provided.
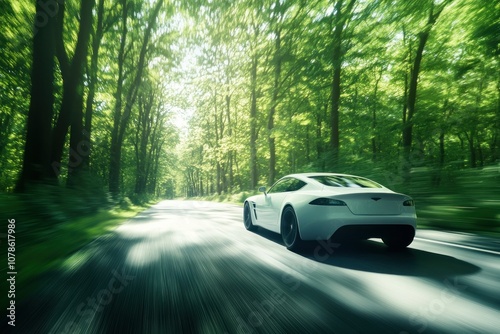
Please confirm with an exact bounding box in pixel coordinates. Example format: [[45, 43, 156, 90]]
[[258, 186, 267, 195]]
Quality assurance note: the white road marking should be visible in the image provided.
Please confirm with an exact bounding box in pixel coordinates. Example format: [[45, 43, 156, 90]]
[[415, 237, 500, 256]]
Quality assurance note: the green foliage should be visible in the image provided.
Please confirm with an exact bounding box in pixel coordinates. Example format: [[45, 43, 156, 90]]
[[0, 195, 146, 306], [414, 166, 500, 233], [175, 0, 498, 186], [1, 174, 112, 237], [0, 0, 499, 236]]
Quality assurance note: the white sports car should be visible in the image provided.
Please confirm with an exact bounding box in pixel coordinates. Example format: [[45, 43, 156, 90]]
[[243, 173, 417, 251]]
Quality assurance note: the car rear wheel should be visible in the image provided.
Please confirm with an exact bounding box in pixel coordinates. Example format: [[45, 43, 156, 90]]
[[382, 231, 414, 250], [243, 202, 257, 231], [281, 206, 303, 251]]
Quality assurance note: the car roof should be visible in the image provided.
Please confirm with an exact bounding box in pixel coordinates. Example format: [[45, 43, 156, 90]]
[[285, 172, 361, 180]]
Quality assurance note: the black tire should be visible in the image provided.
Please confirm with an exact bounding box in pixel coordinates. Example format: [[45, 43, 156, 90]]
[[243, 202, 257, 231], [281, 206, 303, 251], [382, 232, 414, 250]]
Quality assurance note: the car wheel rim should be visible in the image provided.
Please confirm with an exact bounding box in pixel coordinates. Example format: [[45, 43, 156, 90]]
[[244, 205, 251, 228], [283, 210, 296, 246]]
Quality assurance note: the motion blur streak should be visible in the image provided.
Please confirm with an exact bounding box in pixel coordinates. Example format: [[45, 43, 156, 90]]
[[7, 200, 500, 334]]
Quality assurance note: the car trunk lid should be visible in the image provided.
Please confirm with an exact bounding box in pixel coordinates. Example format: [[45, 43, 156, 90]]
[[335, 192, 406, 215]]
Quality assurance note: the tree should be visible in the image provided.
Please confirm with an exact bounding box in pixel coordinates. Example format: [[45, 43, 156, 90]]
[[16, 0, 57, 191], [328, 0, 356, 164], [108, 0, 164, 195], [247, 6, 263, 190], [401, 0, 452, 180], [83, 0, 111, 169], [50, 0, 95, 185]]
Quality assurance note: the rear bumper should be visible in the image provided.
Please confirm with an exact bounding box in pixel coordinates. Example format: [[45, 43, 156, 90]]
[[296, 206, 416, 240], [329, 224, 415, 242]]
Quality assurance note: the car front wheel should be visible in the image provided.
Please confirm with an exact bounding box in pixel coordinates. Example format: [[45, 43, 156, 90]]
[[281, 206, 303, 251], [243, 202, 257, 231]]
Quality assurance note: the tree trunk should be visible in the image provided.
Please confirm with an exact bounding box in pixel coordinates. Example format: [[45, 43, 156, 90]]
[[226, 94, 234, 192], [50, 0, 94, 186], [213, 90, 222, 195], [67, 0, 94, 185], [403, 30, 430, 157], [316, 109, 322, 160], [467, 132, 477, 168], [16, 0, 56, 191], [83, 0, 105, 170], [109, 0, 128, 195], [372, 70, 382, 161], [268, 28, 281, 186], [329, 0, 356, 165], [494, 63, 500, 162], [145, 103, 162, 194], [402, 2, 447, 182], [250, 53, 259, 189], [134, 94, 154, 195]]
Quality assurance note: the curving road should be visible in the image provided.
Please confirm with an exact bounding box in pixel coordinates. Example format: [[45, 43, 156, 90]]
[[8, 200, 500, 333]]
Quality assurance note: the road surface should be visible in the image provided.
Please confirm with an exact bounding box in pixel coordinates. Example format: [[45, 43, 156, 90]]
[[7, 200, 500, 333]]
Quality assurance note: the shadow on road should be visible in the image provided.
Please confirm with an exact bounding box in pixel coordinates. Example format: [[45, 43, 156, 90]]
[[10, 209, 396, 334], [311, 241, 480, 279], [7, 201, 488, 334], [252, 228, 480, 279]]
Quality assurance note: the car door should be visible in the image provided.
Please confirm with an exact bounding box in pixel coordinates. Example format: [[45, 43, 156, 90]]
[[256, 178, 305, 232], [254, 178, 291, 230]]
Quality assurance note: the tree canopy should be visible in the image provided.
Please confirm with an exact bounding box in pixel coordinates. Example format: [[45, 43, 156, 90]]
[[1, 0, 498, 229]]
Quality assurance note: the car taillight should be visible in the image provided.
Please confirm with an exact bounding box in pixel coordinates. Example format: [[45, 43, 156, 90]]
[[309, 198, 347, 206], [403, 199, 415, 206]]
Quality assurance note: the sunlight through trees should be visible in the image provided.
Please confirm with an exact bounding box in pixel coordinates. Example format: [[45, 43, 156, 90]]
[[0, 0, 498, 229]]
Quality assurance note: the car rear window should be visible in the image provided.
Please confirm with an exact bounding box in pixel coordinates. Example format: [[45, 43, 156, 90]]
[[309, 175, 383, 188]]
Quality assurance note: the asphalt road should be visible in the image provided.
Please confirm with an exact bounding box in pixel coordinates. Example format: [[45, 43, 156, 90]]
[[8, 200, 500, 333]]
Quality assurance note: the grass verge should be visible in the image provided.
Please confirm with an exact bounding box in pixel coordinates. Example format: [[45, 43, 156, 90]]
[[1, 195, 153, 308]]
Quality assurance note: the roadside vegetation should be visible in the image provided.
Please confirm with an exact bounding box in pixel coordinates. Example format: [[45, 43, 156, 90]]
[[0, 186, 157, 307]]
